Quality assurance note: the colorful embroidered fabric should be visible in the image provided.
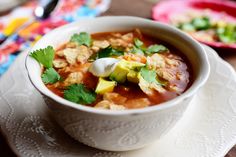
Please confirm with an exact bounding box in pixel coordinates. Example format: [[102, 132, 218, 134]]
[[0, 0, 110, 76]]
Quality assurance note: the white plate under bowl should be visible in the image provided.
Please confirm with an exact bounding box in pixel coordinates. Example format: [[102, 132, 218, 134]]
[[0, 45, 236, 157]]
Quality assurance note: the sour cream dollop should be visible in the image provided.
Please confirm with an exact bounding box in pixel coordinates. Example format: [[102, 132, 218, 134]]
[[89, 58, 120, 77]]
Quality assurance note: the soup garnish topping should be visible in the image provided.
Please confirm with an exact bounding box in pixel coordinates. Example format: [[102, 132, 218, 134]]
[[30, 29, 191, 110]]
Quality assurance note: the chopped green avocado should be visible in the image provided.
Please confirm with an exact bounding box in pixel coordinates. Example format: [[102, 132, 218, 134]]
[[95, 78, 116, 94], [109, 60, 145, 83], [123, 60, 145, 70], [109, 62, 129, 83], [127, 70, 139, 83]]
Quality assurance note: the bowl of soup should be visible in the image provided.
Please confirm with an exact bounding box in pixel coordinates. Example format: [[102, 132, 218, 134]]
[[25, 16, 210, 151]]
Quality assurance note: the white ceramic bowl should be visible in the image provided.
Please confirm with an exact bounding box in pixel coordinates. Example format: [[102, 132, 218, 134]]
[[25, 16, 210, 151]]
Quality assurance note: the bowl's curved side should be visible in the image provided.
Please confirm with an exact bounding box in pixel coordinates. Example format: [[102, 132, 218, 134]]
[[25, 16, 210, 151], [44, 94, 193, 151]]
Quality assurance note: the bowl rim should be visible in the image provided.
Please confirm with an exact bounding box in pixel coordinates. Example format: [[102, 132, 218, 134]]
[[25, 16, 210, 116]]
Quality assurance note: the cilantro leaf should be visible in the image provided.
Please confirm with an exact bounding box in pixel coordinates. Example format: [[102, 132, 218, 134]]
[[131, 38, 145, 54], [41, 68, 61, 84], [70, 32, 91, 47], [134, 38, 144, 47], [29, 46, 54, 68], [140, 67, 157, 83], [64, 84, 96, 105], [98, 46, 124, 58], [131, 46, 144, 55], [140, 67, 165, 86], [146, 44, 168, 54]]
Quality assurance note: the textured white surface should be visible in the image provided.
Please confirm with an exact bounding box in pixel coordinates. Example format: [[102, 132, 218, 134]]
[[0, 45, 236, 157]]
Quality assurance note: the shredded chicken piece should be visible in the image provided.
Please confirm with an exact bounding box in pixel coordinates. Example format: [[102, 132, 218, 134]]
[[76, 45, 92, 64], [51, 82, 61, 88], [63, 48, 80, 64], [66, 42, 78, 48], [94, 100, 126, 110], [56, 50, 65, 57], [103, 93, 127, 105], [121, 33, 133, 42], [165, 58, 181, 67], [134, 28, 142, 38], [111, 33, 122, 38], [53, 59, 68, 68], [108, 32, 134, 48], [109, 104, 126, 110], [58, 67, 71, 74], [125, 98, 150, 109], [138, 75, 166, 96], [157, 69, 176, 82], [78, 62, 91, 73], [91, 46, 99, 52], [92, 40, 110, 49], [109, 38, 125, 47], [176, 71, 189, 81], [122, 53, 146, 63], [91, 40, 110, 52], [169, 84, 184, 93], [63, 72, 83, 86], [147, 53, 165, 69], [94, 100, 110, 109]]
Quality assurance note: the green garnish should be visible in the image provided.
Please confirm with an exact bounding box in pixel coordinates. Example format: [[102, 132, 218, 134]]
[[64, 84, 96, 105], [146, 44, 168, 54], [70, 32, 91, 47], [131, 46, 144, 55], [217, 24, 236, 43], [29, 46, 54, 68], [134, 38, 144, 47], [41, 68, 61, 84], [132, 38, 167, 55], [131, 38, 145, 54], [140, 67, 165, 86], [191, 17, 211, 30], [98, 46, 124, 58], [30, 46, 61, 84]]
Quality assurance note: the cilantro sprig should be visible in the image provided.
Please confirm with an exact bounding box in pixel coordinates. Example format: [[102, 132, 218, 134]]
[[30, 46, 61, 84], [134, 38, 144, 48], [98, 46, 124, 58], [64, 84, 96, 104], [131, 38, 145, 54], [70, 32, 92, 47], [131, 38, 168, 55], [146, 44, 168, 54], [30, 46, 54, 68], [41, 68, 61, 84], [140, 67, 166, 86]]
